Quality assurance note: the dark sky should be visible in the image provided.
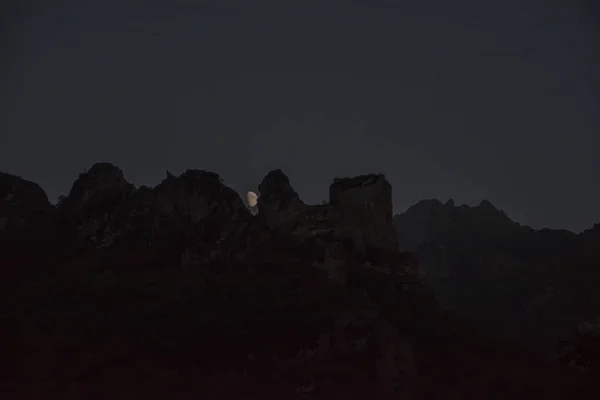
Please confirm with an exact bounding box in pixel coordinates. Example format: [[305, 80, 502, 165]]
[[2, 0, 599, 232]]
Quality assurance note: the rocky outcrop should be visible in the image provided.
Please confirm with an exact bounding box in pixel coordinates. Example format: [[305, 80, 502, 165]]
[[253, 170, 415, 284], [393, 197, 600, 355], [329, 174, 399, 257], [6, 165, 596, 399], [59, 163, 134, 217], [393, 198, 526, 251], [1, 164, 414, 281], [0, 172, 57, 250], [55, 164, 254, 269], [0, 172, 53, 230], [256, 171, 401, 258], [256, 169, 306, 233], [57, 163, 135, 248], [1, 165, 421, 396], [0, 172, 66, 284]]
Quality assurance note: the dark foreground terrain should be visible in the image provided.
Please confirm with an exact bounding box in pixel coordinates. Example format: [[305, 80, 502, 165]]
[[2, 164, 598, 399], [7, 258, 595, 399]]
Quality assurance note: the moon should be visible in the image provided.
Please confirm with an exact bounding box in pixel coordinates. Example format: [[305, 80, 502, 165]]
[[246, 191, 258, 207]]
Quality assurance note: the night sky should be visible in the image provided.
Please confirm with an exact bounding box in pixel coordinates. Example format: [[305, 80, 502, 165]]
[[2, 0, 599, 232]]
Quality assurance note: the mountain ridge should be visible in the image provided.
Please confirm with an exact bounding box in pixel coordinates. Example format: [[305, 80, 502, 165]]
[[3, 164, 597, 399], [393, 197, 600, 353]]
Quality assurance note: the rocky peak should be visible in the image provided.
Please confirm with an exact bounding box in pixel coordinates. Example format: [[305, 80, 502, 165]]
[[0, 172, 50, 207], [470, 199, 515, 227], [258, 169, 303, 204], [6, 165, 596, 399], [0, 172, 55, 240], [257, 169, 306, 232], [478, 199, 497, 211], [581, 223, 600, 239], [43, 163, 253, 258], [329, 174, 399, 257], [154, 169, 247, 224], [2, 164, 415, 279], [60, 162, 134, 217], [179, 169, 221, 186], [400, 199, 446, 216], [393, 197, 524, 250], [0, 172, 52, 216]]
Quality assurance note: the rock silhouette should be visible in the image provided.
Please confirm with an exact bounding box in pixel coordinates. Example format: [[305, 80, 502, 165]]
[[393, 198, 600, 354], [3, 165, 597, 399]]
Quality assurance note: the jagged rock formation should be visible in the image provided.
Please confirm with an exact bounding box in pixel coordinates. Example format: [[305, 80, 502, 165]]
[[4, 163, 430, 399], [50, 165, 241, 270], [61, 166, 248, 243], [2, 163, 416, 282], [0, 172, 56, 242], [0, 172, 63, 282], [255, 171, 418, 289], [257, 169, 306, 231], [4, 165, 596, 399], [58, 163, 136, 248], [329, 174, 399, 258], [393, 198, 600, 354], [393, 198, 525, 250]]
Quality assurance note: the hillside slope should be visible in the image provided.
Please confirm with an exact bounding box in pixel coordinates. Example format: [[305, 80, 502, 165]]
[[393, 199, 600, 350]]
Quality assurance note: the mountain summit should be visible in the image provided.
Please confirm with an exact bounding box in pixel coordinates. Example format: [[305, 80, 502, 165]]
[[393, 198, 600, 352], [3, 165, 595, 399]]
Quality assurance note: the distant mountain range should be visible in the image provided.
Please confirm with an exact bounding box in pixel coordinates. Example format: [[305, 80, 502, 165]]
[[393, 199, 600, 350]]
